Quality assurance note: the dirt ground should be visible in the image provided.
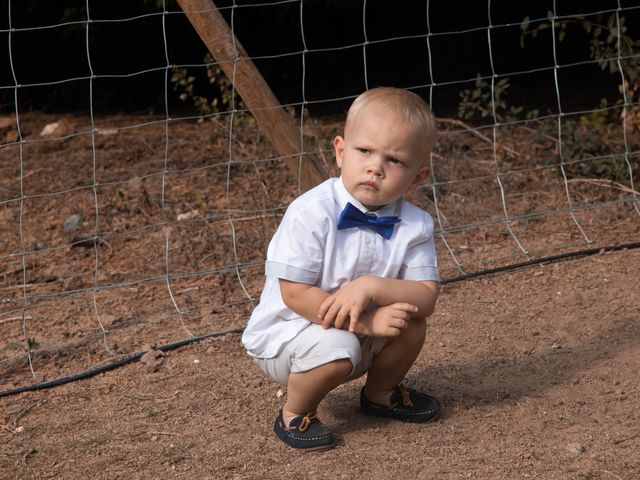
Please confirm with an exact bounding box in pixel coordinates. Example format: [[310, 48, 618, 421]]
[[1, 112, 639, 479]]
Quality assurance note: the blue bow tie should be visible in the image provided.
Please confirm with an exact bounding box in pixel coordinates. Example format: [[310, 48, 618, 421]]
[[337, 202, 401, 239]]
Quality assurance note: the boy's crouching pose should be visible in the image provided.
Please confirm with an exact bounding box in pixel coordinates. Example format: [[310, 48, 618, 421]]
[[241, 87, 441, 451]]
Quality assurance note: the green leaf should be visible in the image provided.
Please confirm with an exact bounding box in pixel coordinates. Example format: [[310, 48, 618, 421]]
[[521, 16, 530, 32]]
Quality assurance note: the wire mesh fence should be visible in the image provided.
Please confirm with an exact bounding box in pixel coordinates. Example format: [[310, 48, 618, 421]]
[[1, 0, 638, 394]]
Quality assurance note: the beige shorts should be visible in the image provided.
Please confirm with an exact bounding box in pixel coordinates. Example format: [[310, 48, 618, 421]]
[[252, 323, 387, 386]]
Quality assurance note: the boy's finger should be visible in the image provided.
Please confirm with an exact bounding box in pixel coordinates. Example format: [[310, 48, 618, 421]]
[[320, 304, 337, 329], [321, 306, 338, 329], [317, 296, 335, 319], [321, 302, 341, 327], [333, 310, 346, 330], [393, 302, 419, 313], [348, 309, 361, 332], [389, 316, 407, 328]]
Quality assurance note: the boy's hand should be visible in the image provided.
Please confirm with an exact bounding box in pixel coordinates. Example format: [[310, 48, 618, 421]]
[[359, 303, 418, 337], [318, 277, 372, 332]]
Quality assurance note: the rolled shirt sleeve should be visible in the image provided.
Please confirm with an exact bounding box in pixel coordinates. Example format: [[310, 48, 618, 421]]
[[264, 200, 326, 285], [398, 213, 440, 282]]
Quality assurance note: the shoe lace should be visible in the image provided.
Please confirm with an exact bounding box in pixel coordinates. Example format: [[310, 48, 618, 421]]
[[298, 411, 317, 432], [399, 384, 413, 407]]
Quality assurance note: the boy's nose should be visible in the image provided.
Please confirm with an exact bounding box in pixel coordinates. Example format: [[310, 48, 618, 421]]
[[366, 157, 384, 176]]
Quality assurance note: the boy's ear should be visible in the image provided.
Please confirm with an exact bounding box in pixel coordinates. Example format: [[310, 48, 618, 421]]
[[409, 163, 431, 191], [333, 136, 345, 169]]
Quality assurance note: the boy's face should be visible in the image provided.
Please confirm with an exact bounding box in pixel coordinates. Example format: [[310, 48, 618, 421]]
[[334, 103, 431, 211]]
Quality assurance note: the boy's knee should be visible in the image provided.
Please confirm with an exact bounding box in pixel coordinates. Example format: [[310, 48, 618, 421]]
[[322, 329, 361, 369]]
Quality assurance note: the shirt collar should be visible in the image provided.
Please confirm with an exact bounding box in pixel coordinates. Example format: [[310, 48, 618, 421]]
[[334, 176, 400, 218]]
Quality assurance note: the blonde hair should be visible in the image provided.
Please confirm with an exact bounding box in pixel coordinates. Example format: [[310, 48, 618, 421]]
[[345, 87, 438, 151]]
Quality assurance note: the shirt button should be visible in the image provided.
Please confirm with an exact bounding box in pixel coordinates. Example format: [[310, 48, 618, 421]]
[[365, 237, 371, 245]]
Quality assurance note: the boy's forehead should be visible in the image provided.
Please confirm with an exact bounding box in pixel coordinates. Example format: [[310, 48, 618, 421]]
[[348, 102, 410, 134], [348, 104, 421, 139]]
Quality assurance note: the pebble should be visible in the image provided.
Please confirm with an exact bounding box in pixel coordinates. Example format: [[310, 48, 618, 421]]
[[63, 213, 83, 232], [567, 442, 585, 454], [40, 121, 63, 137]]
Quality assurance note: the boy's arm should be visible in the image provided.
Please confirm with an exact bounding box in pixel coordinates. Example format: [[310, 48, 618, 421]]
[[318, 276, 440, 331], [279, 279, 330, 324], [279, 278, 416, 337]]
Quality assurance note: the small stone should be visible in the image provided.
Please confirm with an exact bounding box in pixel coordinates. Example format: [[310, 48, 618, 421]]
[[192, 359, 200, 365], [551, 343, 561, 349], [63, 213, 83, 232], [276, 389, 284, 398], [14, 426, 24, 433], [567, 442, 585, 453], [40, 121, 63, 137]]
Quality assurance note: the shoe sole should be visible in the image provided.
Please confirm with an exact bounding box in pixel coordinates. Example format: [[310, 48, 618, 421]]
[[301, 442, 337, 453]]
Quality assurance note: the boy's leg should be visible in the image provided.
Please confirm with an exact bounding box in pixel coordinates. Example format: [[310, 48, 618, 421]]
[[360, 317, 440, 423], [364, 316, 426, 405], [254, 324, 361, 450], [283, 358, 352, 421]]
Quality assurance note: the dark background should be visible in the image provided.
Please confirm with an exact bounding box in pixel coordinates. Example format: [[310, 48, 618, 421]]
[[1, 0, 638, 118]]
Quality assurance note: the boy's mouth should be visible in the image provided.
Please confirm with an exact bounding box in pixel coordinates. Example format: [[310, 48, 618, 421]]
[[360, 180, 379, 191]]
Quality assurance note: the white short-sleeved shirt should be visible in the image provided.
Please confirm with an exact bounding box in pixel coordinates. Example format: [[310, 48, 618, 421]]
[[241, 177, 439, 359]]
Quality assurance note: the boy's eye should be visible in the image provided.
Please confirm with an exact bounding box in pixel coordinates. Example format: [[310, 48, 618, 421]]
[[357, 148, 370, 155], [388, 157, 402, 165]]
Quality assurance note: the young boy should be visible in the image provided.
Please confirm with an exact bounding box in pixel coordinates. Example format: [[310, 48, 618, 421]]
[[241, 87, 441, 451]]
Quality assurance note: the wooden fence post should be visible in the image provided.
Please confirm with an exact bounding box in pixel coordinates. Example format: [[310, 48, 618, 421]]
[[175, 0, 328, 192]]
